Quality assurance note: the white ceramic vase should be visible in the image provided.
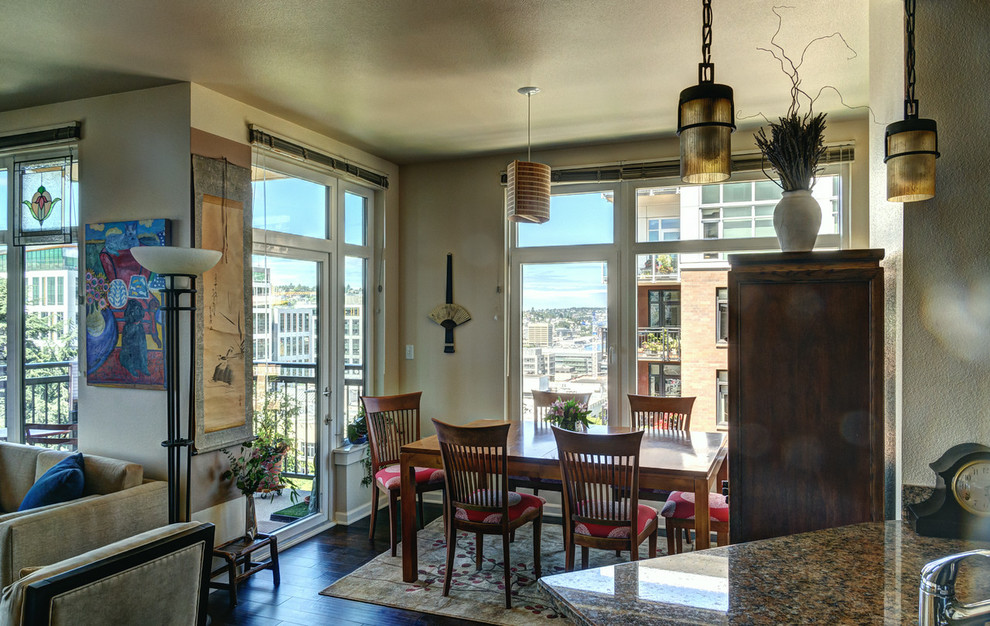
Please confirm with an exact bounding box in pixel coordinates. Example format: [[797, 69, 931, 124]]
[[773, 189, 822, 252]]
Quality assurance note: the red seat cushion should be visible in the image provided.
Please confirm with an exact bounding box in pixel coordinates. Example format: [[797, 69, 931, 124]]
[[573, 502, 658, 539], [454, 492, 545, 524], [375, 465, 445, 490], [660, 491, 729, 522]]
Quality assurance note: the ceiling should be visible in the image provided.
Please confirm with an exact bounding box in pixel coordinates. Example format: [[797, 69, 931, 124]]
[[0, 0, 870, 164]]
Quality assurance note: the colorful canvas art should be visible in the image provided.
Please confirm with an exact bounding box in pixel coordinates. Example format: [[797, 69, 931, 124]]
[[84, 219, 170, 388]]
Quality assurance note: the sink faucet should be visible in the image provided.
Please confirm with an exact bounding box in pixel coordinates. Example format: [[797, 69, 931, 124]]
[[919, 550, 990, 625]]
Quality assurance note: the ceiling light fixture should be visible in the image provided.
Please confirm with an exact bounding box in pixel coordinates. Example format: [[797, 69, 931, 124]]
[[507, 86, 550, 224], [677, 0, 735, 184], [885, 0, 939, 202]]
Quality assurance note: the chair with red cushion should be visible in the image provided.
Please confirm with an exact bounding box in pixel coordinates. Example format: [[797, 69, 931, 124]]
[[510, 390, 592, 497], [660, 490, 730, 554], [433, 419, 544, 609], [552, 425, 658, 571], [362, 392, 444, 556]]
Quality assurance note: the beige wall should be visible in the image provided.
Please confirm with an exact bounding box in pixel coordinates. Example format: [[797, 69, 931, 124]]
[[398, 118, 870, 433], [900, 0, 990, 485], [0, 83, 193, 480]]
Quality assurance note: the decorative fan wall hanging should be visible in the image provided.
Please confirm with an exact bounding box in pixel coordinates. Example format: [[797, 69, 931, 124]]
[[430, 253, 470, 353]]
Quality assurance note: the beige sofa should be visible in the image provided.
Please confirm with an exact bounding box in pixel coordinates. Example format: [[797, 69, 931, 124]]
[[0, 442, 168, 588]]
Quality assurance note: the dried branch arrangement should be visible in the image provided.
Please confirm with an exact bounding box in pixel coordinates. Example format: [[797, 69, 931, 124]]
[[755, 6, 857, 191]]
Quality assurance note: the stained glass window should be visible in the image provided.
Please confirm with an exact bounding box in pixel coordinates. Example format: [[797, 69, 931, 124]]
[[15, 156, 77, 245]]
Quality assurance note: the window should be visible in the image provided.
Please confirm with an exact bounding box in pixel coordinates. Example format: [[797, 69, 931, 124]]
[[716, 287, 728, 345], [0, 151, 79, 449], [716, 370, 728, 427], [648, 289, 680, 327], [649, 363, 681, 397]]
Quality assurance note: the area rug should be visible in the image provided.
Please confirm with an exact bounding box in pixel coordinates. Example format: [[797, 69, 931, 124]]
[[321, 517, 667, 625]]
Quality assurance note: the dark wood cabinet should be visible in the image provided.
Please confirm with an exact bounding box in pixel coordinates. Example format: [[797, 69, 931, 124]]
[[727, 250, 885, 544]]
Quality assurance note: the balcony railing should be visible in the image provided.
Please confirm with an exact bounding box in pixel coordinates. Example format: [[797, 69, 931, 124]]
[[0, 361, 78, 450], [636, 327, 681, 362], [253, 361, 366, 481], [638, 253, 680, 283]]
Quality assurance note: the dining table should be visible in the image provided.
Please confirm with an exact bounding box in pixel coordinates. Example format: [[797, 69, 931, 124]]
[[398, 419, 728, 583]]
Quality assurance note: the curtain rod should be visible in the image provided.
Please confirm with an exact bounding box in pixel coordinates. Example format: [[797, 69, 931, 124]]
[[0, 122, 81, 153], [500, 144, 855, 185], [249, 126, 389, 190]]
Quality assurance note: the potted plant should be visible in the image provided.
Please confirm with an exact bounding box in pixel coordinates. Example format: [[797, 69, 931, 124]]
[[222, 384, 299, 539], [346, 404, 368, 445], [543, 398, 593, 432], [753, 7, 855, 252]]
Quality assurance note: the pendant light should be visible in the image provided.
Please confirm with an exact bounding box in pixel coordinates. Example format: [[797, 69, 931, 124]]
[[677, 0, 735, 184], [507, 86, 550, 224], [885, 0, 939, 202]]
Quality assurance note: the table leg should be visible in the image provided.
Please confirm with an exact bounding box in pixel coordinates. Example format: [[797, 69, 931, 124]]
[[269, 535, 280, 586], [225, 554, 238, 607], [694, 478, 711, 550], [401, 452, 418, 582]]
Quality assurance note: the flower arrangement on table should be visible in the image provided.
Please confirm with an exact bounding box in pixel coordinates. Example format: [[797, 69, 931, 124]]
[[222, 385, 299, 500], [543, 398, 593, 432]]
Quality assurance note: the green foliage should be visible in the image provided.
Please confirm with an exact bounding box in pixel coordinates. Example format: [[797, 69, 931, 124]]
[[222, 383, 300, 502], [347, 402, 367, 443], [543, 398, 593, 432]]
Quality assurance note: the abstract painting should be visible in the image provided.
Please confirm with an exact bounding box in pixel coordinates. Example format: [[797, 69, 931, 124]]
[[192, 154, 253, 452], [84, 219, 170, 388]]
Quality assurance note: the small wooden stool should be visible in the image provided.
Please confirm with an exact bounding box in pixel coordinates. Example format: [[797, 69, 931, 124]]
[[210, 532, 280, 606]]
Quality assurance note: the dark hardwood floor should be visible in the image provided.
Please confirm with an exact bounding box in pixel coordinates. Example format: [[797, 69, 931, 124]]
[[206, 503, 493, 625]]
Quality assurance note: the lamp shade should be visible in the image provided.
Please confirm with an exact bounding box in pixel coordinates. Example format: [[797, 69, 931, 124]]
[[884, 117, 939, 202], [507, 160, 550, 223], [678, 82, 735, 184], [130, 246, 222, 275]]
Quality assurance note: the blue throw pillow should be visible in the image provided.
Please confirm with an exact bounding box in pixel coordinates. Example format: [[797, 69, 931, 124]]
[[18, 453, 85, 511]]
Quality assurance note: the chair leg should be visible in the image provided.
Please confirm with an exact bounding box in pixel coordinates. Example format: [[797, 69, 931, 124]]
[[443, 519, 457, 597], [684, 528, 692, 546], [502, 530, 513, 609], [717, 530, 728, 547], [565, 527, 575, 572], [476, 532, 484, 571], [665, 521, 676, 555], [615, 550, 621, 556], [510, 529, 515, 543], [675, 525, 684, 554], [368, 482, 380, 541], [532, 516, 542, 579], [417, 491, 425, 529], [649, 526, 658, 558], [388, 489, 400, 557], [630, 538, 639, 562], [581, 546, 589, 570]]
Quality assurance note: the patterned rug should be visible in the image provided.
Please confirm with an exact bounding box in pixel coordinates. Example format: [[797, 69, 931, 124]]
[[321, 517, 665, 625]]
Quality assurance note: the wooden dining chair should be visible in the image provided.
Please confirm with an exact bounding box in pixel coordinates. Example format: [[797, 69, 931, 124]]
[[511, 390, 592, 497], [361, 392, 445, 556], [552, 426, 659, 571], [660, 491, 729, 554], [432, 419, 545, 609], [627, 394, 695, 432]]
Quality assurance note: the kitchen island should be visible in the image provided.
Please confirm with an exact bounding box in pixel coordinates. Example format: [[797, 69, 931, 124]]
[[538, 521, 990, 624]]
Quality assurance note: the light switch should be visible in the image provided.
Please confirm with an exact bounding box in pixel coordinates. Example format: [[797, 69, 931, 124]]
[[405, 345, 414, 360]]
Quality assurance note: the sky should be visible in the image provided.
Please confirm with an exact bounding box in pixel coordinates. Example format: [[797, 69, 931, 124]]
[[519, 192, 611, 310]]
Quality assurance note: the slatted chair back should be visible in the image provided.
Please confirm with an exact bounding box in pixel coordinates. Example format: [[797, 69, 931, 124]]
[[433, 420, 511, 526], [627, 394, 695, 432], [532, 390, 592, 428], [361, 392, 423, 473], [553, 426, 645, 534]]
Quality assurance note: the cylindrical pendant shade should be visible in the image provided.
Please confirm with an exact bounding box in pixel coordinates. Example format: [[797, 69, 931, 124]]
[[885, 118, 939, 202], [678, 83, 735, 184], [507, 160, 551, 223]]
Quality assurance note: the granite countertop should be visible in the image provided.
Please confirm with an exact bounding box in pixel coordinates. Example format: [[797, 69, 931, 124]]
[[539, 521, 990, 625]]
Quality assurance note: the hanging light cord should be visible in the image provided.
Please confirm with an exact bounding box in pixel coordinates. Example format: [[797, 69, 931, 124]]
[[526, 91, 533, 162], [699, 0, 715, 82], [904, 0, 918, 118]]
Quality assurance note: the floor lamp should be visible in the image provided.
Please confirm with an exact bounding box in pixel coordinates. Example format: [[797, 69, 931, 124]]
[[131, 246, 221, 523]]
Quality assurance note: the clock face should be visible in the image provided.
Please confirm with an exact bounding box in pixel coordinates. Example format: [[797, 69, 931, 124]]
[[951, 460, 990, 516]]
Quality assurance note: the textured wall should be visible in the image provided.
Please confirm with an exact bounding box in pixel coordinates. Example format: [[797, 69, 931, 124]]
[[901, 0, 990, 484]]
